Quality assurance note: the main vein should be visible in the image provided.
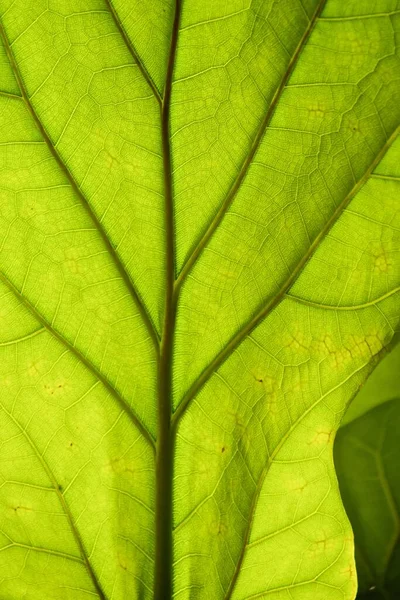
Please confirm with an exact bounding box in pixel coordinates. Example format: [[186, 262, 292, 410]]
[[0, 20, 160, 354], [154, 1, 182, 598]]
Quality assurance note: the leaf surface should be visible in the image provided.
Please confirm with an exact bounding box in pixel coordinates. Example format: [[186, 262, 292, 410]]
[[335, 400, 400, 599], [0, 1, 399, 599]]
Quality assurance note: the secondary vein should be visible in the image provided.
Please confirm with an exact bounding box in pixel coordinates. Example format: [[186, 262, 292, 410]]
[[0, 405, 107, 600], [0, 19, 160, 354], [223, 360, 372, 600], [172, 124, 400, 427], [175, 0, 327, 290], [0, 270, 156, 451], [286, 286, 400, 311], [104, 0, 162, 104]]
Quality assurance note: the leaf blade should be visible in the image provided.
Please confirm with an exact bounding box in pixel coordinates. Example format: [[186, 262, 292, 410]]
[[0, 1, 399, 599]]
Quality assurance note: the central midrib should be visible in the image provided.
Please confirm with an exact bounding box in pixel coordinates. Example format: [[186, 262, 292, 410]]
[[149, 1, 332, 597], [155, 1, 182, 599], [154, 3, 329, 598]]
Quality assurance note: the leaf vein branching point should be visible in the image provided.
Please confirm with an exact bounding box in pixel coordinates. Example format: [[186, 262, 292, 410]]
[[104, 0, 162, 104]]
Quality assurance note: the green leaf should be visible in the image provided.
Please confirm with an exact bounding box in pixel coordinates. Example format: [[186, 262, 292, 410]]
[[335, 400, 400, 599], [341, 342, 400, 426], [0, 1, 399, 599]]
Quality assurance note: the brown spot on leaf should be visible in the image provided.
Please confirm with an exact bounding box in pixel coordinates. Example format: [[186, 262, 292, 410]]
[[13, 505, 32, 514], [118, 554, 128, 571]]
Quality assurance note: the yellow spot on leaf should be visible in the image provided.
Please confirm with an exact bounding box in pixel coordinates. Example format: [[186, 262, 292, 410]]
[[289, 476, 308, 493], [108, 456, 136, 476], [64, 259, 83, 275], [209, 519, 228, 537], [341, 563, 356, 580], [28, 360, 44, 378], [1, 375, 13, 387], [308, 536, 336, 558], [118, 553, 128, 571], [373, 251, 391, 273], [309, 430, 333, 446], [308, 102, 327, 118]]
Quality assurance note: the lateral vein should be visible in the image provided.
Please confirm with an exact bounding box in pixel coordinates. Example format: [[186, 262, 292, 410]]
[[0, 327, 46, 346], [175, 0, 328, 288], [223, 360, 373, 600], [104, 0, 162, 104], [2, 542, 84, 564], [0, 89, 22, 99], [0, 405, 107, 600], [0, 19, 160, 353], [285, 286, 400, 311], [173, 124, 400, 426], [0, 270, 156, 451]]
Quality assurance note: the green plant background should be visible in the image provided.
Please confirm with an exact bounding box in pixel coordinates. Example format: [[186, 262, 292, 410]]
[[336, 344, 400, 599]]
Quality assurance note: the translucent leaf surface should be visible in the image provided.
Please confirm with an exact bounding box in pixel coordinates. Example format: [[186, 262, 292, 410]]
[[335, 400, 400, 599], [0, 1, 399, 598]]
